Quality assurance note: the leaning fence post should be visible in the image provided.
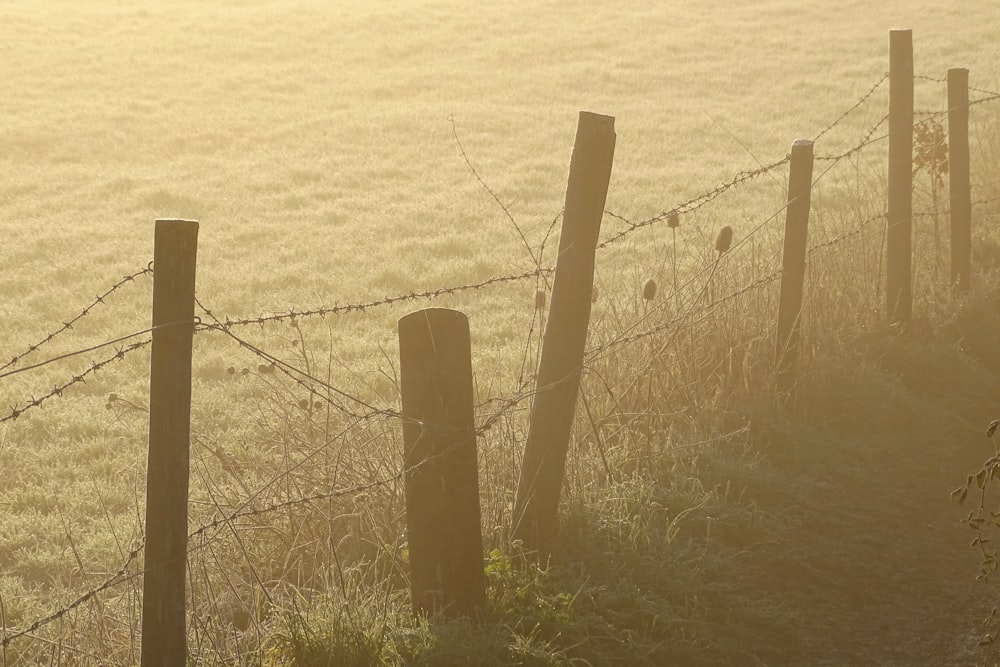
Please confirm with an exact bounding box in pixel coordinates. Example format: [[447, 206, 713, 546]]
[[948, 67, 972, 291], [141, 219, 198, 667], [398, 307, 486, 619], [511, 111, 616, 560], [887, 28, 914, 326], [775, 139, 814, 399]]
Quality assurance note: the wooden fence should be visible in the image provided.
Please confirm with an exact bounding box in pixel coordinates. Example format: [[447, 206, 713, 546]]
[[136, 28, 984, 663], [0, 28, 991, 665]]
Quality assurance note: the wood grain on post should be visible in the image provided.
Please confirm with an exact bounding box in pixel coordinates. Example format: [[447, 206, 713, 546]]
[[775, 139, 814, 398], [141, 219, 198, 667], [887, 28, 914, 325], [398, 307, 486, 618], [511, 111, 616, 560], [948, 67, 972, 291]]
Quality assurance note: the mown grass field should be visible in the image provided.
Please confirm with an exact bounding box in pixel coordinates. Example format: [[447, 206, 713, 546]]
[[3, 1, 1000, 664]]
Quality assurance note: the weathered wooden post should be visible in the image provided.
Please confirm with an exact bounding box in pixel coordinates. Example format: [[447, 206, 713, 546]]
[[887, 28, 914, 325], [398, 307, 486, 618], [141, 219, 198, 667], [948, 67, 972, 291], [511, 111, 616, 560], [775, 139, 814, 399]]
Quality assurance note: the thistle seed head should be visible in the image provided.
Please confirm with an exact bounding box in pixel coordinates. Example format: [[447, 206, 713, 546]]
[[715, 225, 734, 254], [642, 279, 657, 301]]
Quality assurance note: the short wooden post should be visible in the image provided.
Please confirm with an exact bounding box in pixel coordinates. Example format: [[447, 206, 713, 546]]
[[887, 28, 914, 325], [948, 67, 972, 291], [511, 111, 616, 560], [775, 139, 814, 398], [398, 307, 486, 618], [141, 219, 198, 667]]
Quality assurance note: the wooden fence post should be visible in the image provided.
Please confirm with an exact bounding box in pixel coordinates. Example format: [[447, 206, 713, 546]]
[[948, 67, 972, 291], [511, 111, 616, 560], [141, 219, 198, 667], [887, 28, 914, 326], [398, 307, 486, 618], [775, 139, 814, 399]]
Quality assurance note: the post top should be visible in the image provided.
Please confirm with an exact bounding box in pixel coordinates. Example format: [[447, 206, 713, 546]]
[[155, 218, 199, 226], [578, 111, 616, 130], [398, 307, 469, 330], [792, 139, 814, 149], [889, 27, 912, 34]]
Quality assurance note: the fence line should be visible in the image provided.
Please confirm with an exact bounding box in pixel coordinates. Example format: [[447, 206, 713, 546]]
[[0, 371, 541, 648], [0, 81, 994, 417], [5, 61, 1000, 655]]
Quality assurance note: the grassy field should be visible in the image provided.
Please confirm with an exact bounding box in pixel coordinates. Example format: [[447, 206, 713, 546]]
[[3, 0, 1000, 664]]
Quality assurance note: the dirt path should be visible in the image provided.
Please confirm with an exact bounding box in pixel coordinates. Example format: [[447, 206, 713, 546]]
[[807, 455, 990, 666], [730, 344, 1000, 666]]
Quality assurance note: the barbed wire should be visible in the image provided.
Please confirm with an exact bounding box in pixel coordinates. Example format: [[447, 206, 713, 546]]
[[0, 324, 168, 382], [0, 540, 145, 649], [815, 118, 889, 162], [0, 339, 151, 425], [599, 155, 791, 249], [196, 299, 399, 422], [806, 212, 883, 259], [971, 93, 1000, 107], [599, 72, 892, 248], [189, 386, 538, 534], [814, 72, 889, 143], [1, 263, 152, 373], [914, 74, 1000, 98], [587, 270, 785, 362], [912, 73, 1000, 109], [212, 268, 552, 329], [0, 365, 538, 649]]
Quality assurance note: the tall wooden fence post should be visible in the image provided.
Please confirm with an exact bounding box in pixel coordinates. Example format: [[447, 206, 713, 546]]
[[887, 28, 914, 326], [948, 67, 972, 291], [398, 307, 486, 618], [141, 219, 198, 667], [775, 139, 814, 399], [511, 111, 616, 560]]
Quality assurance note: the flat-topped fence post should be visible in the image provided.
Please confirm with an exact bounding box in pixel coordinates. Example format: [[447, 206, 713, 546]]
[[511, 111, 616, 560], [398, 307, 486, 618], [141, 218, 199, 667], [948, 67, 971, 292], [775, 139, 814, 400], [887, 28, 914, 325]]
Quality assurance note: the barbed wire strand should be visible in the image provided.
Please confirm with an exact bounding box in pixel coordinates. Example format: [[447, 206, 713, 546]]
[[0, 322, 181, 382], [197, 299, 400, 422], [1, 263, 153, 373], [814, 72, 890, 143], [0, 541, 145, 648], [599, 72, 892, 248], [0, 339, 151, 425], [214, 268, 552, 330], [599, 154, 791, 249]]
